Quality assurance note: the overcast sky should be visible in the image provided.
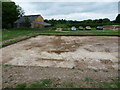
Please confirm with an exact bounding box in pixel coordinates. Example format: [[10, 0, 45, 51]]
[[13, 0, 119, 21]]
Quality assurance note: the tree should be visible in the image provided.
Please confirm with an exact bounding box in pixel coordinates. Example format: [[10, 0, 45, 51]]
[[2, 1, 24, 29], [93, 19, 99, 23], [86, 19, 93, 23], [102, 18, 110, 23], [115, 14, 120, 23], [98, 19, 103, 23]]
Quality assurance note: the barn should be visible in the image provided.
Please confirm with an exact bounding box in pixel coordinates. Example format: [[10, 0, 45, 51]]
[[14, 15, 51, 28]]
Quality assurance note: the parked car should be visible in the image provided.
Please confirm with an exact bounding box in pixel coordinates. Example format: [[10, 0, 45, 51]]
[[78, 26, 84, 30], [96, 26, 103, 30], [71, 26, 76, 31], [85, 26, 91, 30]]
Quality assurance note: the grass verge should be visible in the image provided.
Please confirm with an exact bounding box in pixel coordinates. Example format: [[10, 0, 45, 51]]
[[3, 78, 120, 88]]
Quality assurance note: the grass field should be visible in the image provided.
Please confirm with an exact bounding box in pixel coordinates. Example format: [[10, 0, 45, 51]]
[[5, 78, 120, 88], [2, 28, 119, 41], [1, 28, 119, 47]]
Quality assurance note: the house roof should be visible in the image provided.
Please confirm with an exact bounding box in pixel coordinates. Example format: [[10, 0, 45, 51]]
[[14, 15, 41, 23], [37, 22, 51, 26]]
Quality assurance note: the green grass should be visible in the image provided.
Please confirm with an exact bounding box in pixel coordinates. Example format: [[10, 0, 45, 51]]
[[1, 28, 119, 47], [63, 83, 74, 88], [100, 81, 120, 88], [16, 83, 27, 88], [103, 69, 109, 72], [4, 78, 120, 88], [42, 79, 52, 85], [2, 28, 119, 41], [2, 28, 51, 41], [93, 69, 99, 72], [30, 79, 52, 88], [30, 82, 45, 88], [84, 77, 93, 82]]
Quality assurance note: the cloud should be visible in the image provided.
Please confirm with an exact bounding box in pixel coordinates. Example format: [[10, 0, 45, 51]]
[[14, 2, 118, 20], [45, 12, 117, 20]]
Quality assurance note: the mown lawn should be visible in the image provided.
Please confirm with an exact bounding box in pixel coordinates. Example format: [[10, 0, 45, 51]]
[[2, 28, 119, 41], [2, 28, 51, 41], [1, 28, 119, 47]]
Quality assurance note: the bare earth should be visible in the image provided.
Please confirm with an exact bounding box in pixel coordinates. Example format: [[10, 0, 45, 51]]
[[1, 36, 119, 88]]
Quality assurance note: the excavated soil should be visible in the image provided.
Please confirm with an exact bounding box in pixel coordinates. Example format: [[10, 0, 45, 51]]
[[1, 36, 119, 88]]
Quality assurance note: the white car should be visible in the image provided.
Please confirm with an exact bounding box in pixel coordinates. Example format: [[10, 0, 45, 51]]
[[71, 26, 76, 31], [85, 26, 91, 30], [78, 26, 84, 30]]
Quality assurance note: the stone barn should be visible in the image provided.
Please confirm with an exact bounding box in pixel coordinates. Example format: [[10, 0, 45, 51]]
[[14, 15, 51, 28]]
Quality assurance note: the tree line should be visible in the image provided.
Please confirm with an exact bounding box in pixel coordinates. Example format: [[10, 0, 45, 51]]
[[44, 16, 120, 25], [44, 15, 120, 28]]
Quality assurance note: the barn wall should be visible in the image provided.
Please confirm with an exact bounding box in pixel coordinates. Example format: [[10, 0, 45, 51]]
[[35, 16, 44, 22], [32, 16, 44, 28]]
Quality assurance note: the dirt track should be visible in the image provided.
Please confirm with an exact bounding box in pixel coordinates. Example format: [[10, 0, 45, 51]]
[[1, 36, 119, 87]]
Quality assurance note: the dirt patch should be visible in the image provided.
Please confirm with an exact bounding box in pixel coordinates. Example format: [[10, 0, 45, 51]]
[[2, 36, 118, 70], [36, 58, 64, 62], [2, 65, 118, 88], [1, 36, 119, 88], [55, 28, 62, 31], [48, 50, 69, 54], [103, 25, 120, 30], [100, 59, 113, 64]]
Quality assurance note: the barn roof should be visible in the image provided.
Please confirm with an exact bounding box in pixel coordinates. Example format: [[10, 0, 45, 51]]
[[14, 15, 41, 23]]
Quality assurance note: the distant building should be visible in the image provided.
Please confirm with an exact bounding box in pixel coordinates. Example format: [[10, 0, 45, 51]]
[[14, 15, 51, 28]]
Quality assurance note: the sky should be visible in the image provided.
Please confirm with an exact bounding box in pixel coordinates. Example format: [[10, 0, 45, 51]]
[[12, 0, 119, 21]]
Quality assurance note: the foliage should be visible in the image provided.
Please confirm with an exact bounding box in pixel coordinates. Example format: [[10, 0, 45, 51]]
[[115, 14, 120, 23], [2, 1, 24, 29], [55, 24, 67, 28], [45, 18, 112, 26], [45, 18, 120, 28]]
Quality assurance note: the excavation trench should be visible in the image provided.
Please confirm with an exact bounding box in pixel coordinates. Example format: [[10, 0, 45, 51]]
[[2, 36, 118, 70]]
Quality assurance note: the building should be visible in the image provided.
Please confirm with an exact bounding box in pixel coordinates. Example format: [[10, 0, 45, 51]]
[[14, 15, 51, 28]]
